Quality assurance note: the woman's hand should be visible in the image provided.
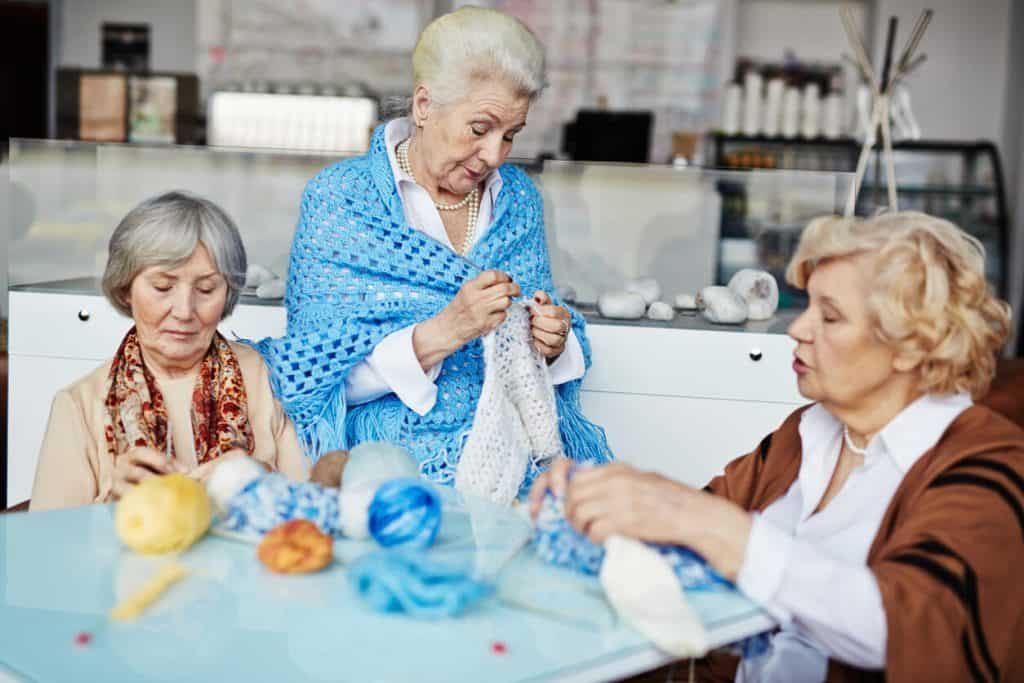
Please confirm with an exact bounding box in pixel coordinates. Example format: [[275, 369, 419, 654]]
[[112, 446, 185, 499], [414, 270, 520, 369], [527, 457, 575, 518], [529, 291, 572, 359], [444, 270, 521, 343], [563, 462, 754, 581]]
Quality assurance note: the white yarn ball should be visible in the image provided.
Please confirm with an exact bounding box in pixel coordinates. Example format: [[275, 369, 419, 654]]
[[205, 456, 264, 514], [342, 441, 419, 493], [337, 480, 381, 540]]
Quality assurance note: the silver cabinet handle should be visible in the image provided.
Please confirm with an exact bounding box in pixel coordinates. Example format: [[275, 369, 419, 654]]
[[749, 348, 763, 361], [77, 309, 90, 321]]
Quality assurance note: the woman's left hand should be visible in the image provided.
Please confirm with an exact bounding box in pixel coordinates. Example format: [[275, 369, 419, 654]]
[[529, 291, 572, 359], [564, 462, 754, 581]]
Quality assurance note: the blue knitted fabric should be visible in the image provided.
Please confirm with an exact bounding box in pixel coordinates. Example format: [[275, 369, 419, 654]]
[[249, 124, 613, 495]]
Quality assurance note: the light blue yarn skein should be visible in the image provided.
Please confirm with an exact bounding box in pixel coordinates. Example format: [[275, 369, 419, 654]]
[[367, 478, 442, 550], [348, 550, 493, 619]]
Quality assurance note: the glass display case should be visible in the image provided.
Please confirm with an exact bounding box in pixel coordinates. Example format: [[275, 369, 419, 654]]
[[710, 134, 1010, 298], [8, 138, 853, 322]]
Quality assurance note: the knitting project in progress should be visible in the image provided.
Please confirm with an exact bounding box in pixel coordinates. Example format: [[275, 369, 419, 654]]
[[533, 489, 730, 591], [456, 302, 566, 504], [249, 124, 612, 496]]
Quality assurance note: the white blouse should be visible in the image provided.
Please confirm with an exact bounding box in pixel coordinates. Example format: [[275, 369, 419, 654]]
[[342, 118, 585, 415], [735, 392, 973, 682]]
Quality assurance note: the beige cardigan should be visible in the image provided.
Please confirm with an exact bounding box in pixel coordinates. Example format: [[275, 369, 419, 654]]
[[29, 341, 309, 511]]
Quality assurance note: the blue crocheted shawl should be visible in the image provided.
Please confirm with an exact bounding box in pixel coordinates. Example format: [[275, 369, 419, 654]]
[[250, 124, 613, 494]]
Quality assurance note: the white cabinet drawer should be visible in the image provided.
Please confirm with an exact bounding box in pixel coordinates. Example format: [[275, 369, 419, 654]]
[[583, 323, 801, 404], [9, 292, 287, 360], [10, 293, 132, 360]]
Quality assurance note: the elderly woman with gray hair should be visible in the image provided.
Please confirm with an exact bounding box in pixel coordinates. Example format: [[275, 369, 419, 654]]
[[30, 191, 308, 510], [254, 6, 611, 497]]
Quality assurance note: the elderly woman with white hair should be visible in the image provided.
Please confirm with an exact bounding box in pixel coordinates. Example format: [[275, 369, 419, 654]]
[[253, 6, 611, 498], [531, 212, 1024, 682], [30, 191, 308, 510]]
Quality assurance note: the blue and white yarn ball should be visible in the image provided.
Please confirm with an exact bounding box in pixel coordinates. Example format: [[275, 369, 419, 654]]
[[219, 473, 341, 537]]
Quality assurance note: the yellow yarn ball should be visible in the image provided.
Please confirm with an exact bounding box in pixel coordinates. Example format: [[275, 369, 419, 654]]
[[115, 474, 212, 554]]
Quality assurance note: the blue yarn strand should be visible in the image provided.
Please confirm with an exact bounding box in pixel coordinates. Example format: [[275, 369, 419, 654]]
[[348, 550, 493, 618]]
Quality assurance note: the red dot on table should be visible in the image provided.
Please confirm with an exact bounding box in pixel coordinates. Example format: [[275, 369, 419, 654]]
[[74, 632, 92, 646], [491, 641, 508, 655]]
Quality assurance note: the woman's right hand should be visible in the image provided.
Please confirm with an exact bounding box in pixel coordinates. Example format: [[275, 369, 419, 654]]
[[112, 446, 185, 499], [442, 270, 520, 346], [414, 270, 521, 370]]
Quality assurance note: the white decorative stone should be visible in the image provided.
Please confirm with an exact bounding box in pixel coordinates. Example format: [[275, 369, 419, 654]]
[[673, 293, 698, 310], [646, 301, 674, 321], [255, 278, 286, 299], [727, 269, 779, 321], [697, 286, 748, 324], [244, 263, 277, 289], [597, 291, 646, 319], [624, 278, 661, 305]]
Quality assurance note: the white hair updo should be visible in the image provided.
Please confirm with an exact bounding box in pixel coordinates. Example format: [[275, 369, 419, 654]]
[[385, 6, 546, 118]]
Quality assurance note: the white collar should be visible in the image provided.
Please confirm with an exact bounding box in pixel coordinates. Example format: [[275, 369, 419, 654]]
[[876, 392, 973, 472], [799, 392, 972, 473], [383, 117, 503, 200]]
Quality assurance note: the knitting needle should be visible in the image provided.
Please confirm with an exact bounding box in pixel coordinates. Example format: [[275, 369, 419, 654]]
[[896, 10, 933, 73], [892, 53, 927, 84], [839, 8, 878, 96], [879, 17, 899, 93]]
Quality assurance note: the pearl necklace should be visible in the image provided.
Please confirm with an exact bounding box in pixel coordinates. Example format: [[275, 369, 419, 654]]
[[397, 137, 480, 255], [843, 425, 869, 456]]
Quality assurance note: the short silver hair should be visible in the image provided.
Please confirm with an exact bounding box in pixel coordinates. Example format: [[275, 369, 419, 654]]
[[385, 6, 545, 119], [102, 190, 247, 318]]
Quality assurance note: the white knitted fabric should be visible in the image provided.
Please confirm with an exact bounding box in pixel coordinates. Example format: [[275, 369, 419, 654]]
[[455, 302, 566, 504]]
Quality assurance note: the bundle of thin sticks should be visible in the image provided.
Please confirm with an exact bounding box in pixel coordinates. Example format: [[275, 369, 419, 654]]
[[840, 8, 932, 216]]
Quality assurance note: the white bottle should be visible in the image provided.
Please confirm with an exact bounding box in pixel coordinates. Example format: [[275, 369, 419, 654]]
[[822, 93, 843, 139], [762, 78, 785, 137], [781, 86, 801, 138], [855, 83, 876, 144], [801, 83, 821, 139], [742, 72, 763, 137], [721, 83, 742, 135]]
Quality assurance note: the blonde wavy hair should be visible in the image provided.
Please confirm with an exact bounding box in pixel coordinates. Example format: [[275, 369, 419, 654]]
[[786, 212, 1012, 399]]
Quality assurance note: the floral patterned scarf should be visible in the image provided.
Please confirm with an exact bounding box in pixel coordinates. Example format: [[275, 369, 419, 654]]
[[103, 327, 255, 465]]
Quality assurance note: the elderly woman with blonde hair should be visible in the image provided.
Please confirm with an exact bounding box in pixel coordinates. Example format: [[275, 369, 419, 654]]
[[531, 212, 1023, 682], [31, 191, 309, 510], [253, 6, 611, 501]]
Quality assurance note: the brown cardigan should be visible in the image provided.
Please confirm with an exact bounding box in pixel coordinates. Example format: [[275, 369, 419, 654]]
[[697, 404, 1024, 683]]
